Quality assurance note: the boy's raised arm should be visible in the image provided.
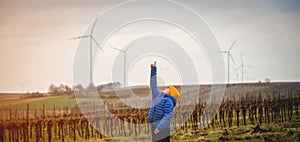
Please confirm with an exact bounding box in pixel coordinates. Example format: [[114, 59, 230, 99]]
[[150, 61, 160, 98]]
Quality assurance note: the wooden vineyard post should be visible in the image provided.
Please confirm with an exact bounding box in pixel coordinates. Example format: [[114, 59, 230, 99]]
[[264, 98, 269, 124], [247, 93, 254, 125], [35, 119, 41, 142], [53, 106, 58, 140], [227, 103, 233, 128], [191, 106, 198, 130], [249, 97, 254, 125], [110, 116, 113, 137], [213, 112, 218, 129], [26, 104, 29, 142], [126, 116, 131, 135], [116, 115, 121, 136], [85, 118, 90, 139], [296, 92, 300, 119], [275, 93, 280, 123], [120, 116, 126, 136], [235, 99, 240, 127], [282, 93, 287, 122], [72, 117, 76, 142], [280, 93, 285, 123], [241, 96, 247, 126], [288, 91, 293, 121], [134, 115, 137, 136], [218, 105, 223, 128], [8, 108, 11, 142], [42, 104, 45, 142], [199, 104, 203, 129], [64, 107, 68, 138], [77, 117, 82, 138], [270, 92, 274, 123], [258, 93, 263, 125], [253, 97, 258, 124], [46, 118, 53, 142], [0, 119, 3, 142], [58, 116, 64, 142]]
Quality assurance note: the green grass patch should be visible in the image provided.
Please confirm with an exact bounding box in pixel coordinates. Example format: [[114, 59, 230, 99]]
[[4, 96, 77, 110]]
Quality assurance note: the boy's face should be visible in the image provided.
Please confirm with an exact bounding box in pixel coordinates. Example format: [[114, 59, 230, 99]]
[[163, 87, 170, 94]]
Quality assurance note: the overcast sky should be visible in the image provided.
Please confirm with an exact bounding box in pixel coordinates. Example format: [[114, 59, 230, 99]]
[[0, 0, 299, 92]]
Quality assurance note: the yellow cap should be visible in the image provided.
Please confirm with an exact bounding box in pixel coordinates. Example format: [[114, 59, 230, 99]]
[[168, 86, 180, 99]]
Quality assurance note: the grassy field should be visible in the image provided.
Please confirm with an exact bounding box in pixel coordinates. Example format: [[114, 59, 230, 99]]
[[1, 95, 76, 110]]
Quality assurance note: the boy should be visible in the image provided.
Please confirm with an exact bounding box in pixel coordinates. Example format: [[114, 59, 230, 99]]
[[148, 61, 180, 142]]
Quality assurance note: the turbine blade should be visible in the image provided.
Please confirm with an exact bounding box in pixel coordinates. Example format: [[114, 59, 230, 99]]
[[91, 36, 104, 52], [229, 53, 236, 65], [70, 35, 90, 40], [229, 40, 237, 51], [90, 17, 98, 35], [110, 46, 124, 52]]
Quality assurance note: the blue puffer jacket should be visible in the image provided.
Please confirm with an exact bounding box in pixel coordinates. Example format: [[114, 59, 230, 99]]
[[148, 66, 177, 131]]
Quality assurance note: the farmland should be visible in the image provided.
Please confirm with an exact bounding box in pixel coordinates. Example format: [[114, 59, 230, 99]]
[[0, 82, 300, 141], [0, 95, 76, 110]]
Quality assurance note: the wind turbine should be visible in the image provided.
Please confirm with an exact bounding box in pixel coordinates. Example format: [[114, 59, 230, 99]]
[[110, 42, 136, 87], [236, 54, 253, 83], [217, 40, 237, 84], [70, 17, 104, 84]]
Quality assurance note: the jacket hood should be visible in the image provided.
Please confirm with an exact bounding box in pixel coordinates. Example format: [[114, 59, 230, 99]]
[[164, 94, 177, 107]]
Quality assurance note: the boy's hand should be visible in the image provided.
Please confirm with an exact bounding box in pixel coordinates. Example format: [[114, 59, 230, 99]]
[[151, 61, 156, 67], [154, 128, 160, 134]]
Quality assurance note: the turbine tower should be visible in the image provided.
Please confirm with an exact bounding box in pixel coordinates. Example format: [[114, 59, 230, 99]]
[[110, 42, 136, 87], [217, 40, 237, 84], [236, 54, 253, 83], [236, 55, 245, 83], [70, 17, 103, 84]]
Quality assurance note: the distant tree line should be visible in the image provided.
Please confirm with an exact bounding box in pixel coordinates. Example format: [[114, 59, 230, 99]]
[[48, 84, 73, 96], [48, 82, 121, 96]]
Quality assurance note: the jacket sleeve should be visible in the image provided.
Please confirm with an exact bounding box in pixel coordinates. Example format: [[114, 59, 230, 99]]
[[150, 66, 160, 98], [156, 99, 174, 131]]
